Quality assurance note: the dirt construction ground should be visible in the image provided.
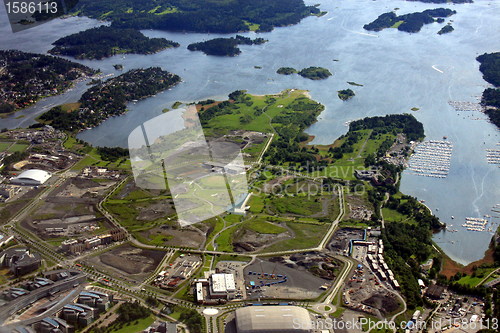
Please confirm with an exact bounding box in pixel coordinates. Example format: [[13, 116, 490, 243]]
[[87, 243, 166, 282]]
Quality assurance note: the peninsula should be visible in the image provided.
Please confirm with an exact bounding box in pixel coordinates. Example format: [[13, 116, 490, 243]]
[[72, 0, 323, 33], [0, 50, 96, 114], [39, 67, 180, 131]]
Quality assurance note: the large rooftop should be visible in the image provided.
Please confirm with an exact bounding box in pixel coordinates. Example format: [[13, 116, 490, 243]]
[[235, 306, 313, 333]]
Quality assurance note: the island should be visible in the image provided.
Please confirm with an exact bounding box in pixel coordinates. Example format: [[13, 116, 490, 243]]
[[476, 52, 500, 128], [437, 24, 454, 34], [338, 89, 355, 101], [363, 8, 456, 33], [72, 0, 323, 33], [0, 50, 97, 114], [347, 81, 363, 86], [298, 66, 332, 80], [48, 26, 179, 60], [276, 66, 332, 80], [38, 67, 181, 131], [276, 67, 298, 75], [187, 35, 267, 56]]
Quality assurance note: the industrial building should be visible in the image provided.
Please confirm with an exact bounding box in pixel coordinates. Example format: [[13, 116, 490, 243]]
[[194, 273, 237, 304], [210, 273, 236, 299], [10, 169, 51, 186], [235, 306, 313, 333]]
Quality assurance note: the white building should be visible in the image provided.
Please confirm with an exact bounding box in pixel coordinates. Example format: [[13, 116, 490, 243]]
[[209, 273, 236, 299], [10, 169, 51, 185]]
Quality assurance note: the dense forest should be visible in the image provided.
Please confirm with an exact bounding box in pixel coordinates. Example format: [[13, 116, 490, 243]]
[[39, 67, 181, 131], [73, 0, 321, 33], [0, 50, 96, 112], [348, 114, 425, 142], [476, 52, 500, 128], [187, 35, 267, 56], [363, 8, 456, 33], [378, 177, 444, 309], [49, 26, 179, 60], [298, 67, 332, 80], [477, 53, 500, 87]]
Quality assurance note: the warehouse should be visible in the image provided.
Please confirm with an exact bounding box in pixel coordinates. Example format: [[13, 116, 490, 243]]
[[210, 273, 236, 299], [10, 169, 51, 186], [235, 306, 313, 333]]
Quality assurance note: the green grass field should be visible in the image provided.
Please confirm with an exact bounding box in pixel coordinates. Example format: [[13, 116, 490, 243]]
[[269, 196, 322, 216], [214, 225, 239, 252], [245, 218, 286, 234], [382, 208, 409, 223], [457, 267, 497, 287], [0, 142, 12, 152], [309, 130, 395, 180], [248, 194, 265, 213], [0, 141, 29, 153], [261, 220, 329, 253], [203, 90, 314, 135], [108, 315, 154, 333]]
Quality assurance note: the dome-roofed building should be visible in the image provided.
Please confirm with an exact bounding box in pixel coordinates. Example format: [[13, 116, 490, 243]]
[[235, 306, 313, 333], [10, 169, 51, 186]]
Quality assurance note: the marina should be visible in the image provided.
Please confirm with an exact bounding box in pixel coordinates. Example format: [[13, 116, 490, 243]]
[[486, 146, 500, 166], [407, 140, 453, 178], [448, 100, 484, 112], [461, 217, 496, 233]]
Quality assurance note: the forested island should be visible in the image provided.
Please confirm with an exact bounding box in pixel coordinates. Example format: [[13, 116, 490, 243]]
[[338, 89, 355, 101], [276, 66, 332, 80], [276, 67, 298, 75], [363, 8, 456, 33], [39, 67, 181, 131], [298, 67, 332, 80], [477, 52, 500, 128], [48, 26, 179, 60], [437, 24, 454, 34], [187, 35, 267, 56], [72, 0, 322, 33], [0, 50, 96, 114]]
